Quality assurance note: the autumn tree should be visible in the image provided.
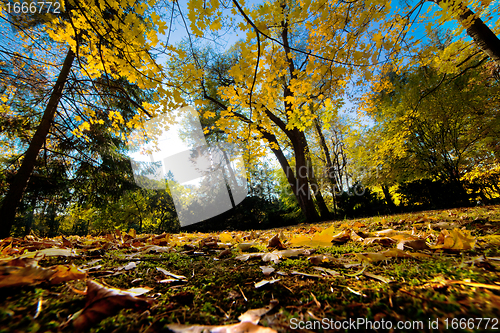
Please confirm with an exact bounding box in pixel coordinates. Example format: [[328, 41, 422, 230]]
[[165, 0, 397, 223], [0, 0, 174, 238], [357, 39, 500, 207]]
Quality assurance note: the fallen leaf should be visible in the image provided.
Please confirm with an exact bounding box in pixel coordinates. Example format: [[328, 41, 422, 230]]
[[397, 239, 430, 251], [218, 249, 232, 259], [260, 266, 275, 276], [72, 280, 154, 331], [347, 286, 367, 297], [363, 271, 394, 283], [235, 253, 264, 261], [331, 229, 351, 243], [291, 271, 323, 278], [262, 252, 280, 264], [288, 235, 313, 247], [279, 249, 312, 258], [139, 245, 171, 253], [49, 265, 87, 284], [363, 237, 396, 246], [307, 254, 332, 265], [433, 228, 476, 250], [237, 243, 257, 251], [373, 229, 408, 238], [267, 234, 286, 250], [313, 266, 341, 276], [116, 262, 137, 271], [255, 278, 280, 288], [382, 248, 414, 258], [350, 230, 365, 242], [0, 265, 55, 288], [156, 267, 187, 280], [125, 287, 153, 296], [310, 233, 334, 246], [219, 232, 233, 243], [238, 303, 276, 324]]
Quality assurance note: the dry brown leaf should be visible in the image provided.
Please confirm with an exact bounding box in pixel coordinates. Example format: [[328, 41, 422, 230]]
[[235, 253, 265, 261], [362, 237, 396, 246], [0, 265, 55, 288], [49, 264, 87, 285], [218, 249, 232, 259], [238, 303, 276, 324], [18, 247, 78, 259], [397, 239, 430, 251], [331, 229, 351, 243], [0, 257, 39, 267], [350, 230, 365, 242], [267, 234, 286, 250], [72, 280, 153, 331], [382, 248, 414, 258], [373, 229, 409, 238]]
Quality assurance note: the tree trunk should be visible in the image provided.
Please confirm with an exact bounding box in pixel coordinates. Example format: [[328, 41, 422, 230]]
[[290, 134, 321, 223], [261, 130, 320, 223], [381, 185, 397, 212], [298, 129, 331, 219], [0, 48, 75, 239], [433, 0, 500, 64], [313, 118, 339, 217]]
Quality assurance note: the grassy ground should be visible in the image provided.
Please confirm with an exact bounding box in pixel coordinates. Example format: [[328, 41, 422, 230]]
[[1, 205, 500, 332]]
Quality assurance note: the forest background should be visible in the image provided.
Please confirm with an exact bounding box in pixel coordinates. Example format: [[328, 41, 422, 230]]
[[0, 0, 499, 239]]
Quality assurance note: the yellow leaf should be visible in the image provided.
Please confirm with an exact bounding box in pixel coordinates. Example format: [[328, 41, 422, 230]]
[[433, 228, 476, 250], [288, 235, 312, 247], [310, 233, 334, 247], [50, 265, 87, 285], [319, 225, 337, 236], [209, 20, 222, 31], [219, 232, 233, 243]]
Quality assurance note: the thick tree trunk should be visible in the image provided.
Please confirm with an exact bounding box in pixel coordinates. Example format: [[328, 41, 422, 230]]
[[0, 48, 75, 239], [298, 130, 331, 219], [291, 136, 321, 223], [433, 0, 500, 64], [261, 131, 320, 223]]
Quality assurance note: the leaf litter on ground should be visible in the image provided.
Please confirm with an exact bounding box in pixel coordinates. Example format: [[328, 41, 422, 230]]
[[0, 205, 500, 331]]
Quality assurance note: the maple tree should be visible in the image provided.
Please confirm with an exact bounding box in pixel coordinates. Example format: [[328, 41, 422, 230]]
[[166, 0, 398, 223], [354, 30, 500, 208], [0, 0, 175, 238]]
